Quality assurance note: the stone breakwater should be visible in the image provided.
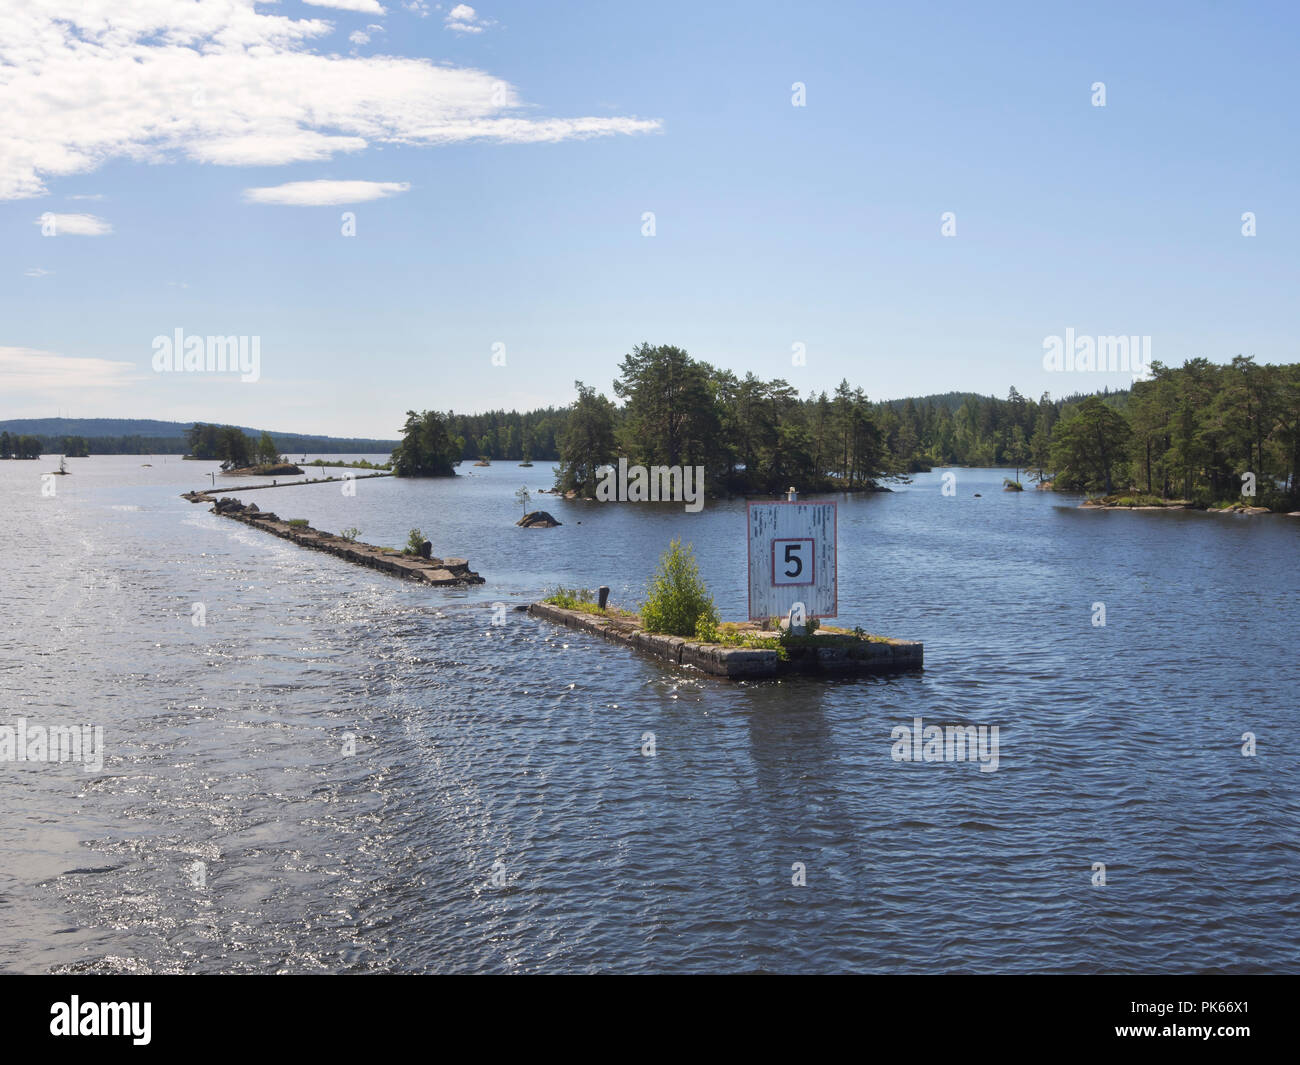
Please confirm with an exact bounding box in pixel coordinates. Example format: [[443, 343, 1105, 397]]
[[528, 602, 923, 680], [192, 495, 484, 586], [183, 471, 392, 497]]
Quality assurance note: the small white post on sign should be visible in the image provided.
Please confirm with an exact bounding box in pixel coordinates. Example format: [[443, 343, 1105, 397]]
[[747, 492, 837, 622]]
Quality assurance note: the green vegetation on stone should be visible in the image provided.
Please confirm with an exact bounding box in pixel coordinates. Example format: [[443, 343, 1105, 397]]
[[544, 587, 607, 615]]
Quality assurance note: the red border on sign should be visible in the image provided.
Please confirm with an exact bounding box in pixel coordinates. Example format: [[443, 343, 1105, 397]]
[[746, 499, 838, 619], [771, 538, 814, 586]]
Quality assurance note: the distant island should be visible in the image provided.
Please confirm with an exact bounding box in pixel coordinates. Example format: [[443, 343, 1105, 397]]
[[9, 347, 1297, 513], [387, 344, 1300, 513], [0, 417, 399, 458]]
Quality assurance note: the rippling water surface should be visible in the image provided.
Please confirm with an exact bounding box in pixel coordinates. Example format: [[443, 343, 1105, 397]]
[[2, 455, 1297, 973]]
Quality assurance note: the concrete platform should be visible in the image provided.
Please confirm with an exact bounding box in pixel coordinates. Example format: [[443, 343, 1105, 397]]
[[528, 602, 922, 679]]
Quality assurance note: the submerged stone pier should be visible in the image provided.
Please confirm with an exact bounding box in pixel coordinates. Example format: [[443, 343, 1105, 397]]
[[528, 602, 922, 680], [194, 495, 484, 586]]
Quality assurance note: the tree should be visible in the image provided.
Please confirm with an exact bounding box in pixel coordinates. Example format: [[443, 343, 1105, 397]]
[[1128, 364, 1178, 495], [256, 431, 279, 466], [556, 381, 617, 496], [392, 410, 459, 476], [515, 485, 531, 513], [1029, 392, 1057, 477], [1050, 397, 1132, 494], [11, 435, 41, 459], [185, 423, 221, 460], [613, 343, 720, 471], [1006, 425, 1028, 483], [216, 426, 253, 469]]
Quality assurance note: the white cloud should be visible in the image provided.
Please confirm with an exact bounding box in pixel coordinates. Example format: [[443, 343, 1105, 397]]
[[67, 193, 105, 201], [445, 5, 493, 34], [404, 2, 431, 17], [0, 347, 136, 392], [243, 179, 411, 206], [33, 213, 113, 236], [302, 0, 386, 12], [0, 1, 660, 201], [25, 267, 54, 277], [350, 22, 385, 46]]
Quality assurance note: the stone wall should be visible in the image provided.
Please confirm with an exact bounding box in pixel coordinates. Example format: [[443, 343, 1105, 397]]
[[201, 497, 484, 586], [528, 602, 922, 680]]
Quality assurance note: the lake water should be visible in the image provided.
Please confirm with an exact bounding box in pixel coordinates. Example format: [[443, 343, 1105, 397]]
[[2, 455, 1297, 973]]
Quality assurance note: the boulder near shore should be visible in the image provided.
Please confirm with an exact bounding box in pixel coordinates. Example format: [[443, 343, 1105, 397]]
[[517, 510, 562, 528]]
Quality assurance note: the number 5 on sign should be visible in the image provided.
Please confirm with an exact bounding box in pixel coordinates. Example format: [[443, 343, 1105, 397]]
[[747, 501, 837, 619], [773, 539, 813, 585]]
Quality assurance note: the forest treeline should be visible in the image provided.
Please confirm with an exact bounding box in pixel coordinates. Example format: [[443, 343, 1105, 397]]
[[185, 424, 283, 468], [0, 432, 44, 459], [394, 346, 1300, 509], [0, 420, 398, 458]]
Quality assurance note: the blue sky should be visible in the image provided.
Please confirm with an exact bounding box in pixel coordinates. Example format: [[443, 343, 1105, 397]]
[[3, 0, 1296, 437]]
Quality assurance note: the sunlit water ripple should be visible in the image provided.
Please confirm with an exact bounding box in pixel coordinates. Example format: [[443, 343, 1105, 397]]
[[1, 456, 1296, 973]]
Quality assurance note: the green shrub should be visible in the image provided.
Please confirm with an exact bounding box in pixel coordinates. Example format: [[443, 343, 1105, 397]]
[[403, 527, 426, 555], [545, 586, 597, 610], [287, 518, 309, 528], [694, 613, 720, 642], [641, 539, 717, 637], [341, 527, 361, 542]]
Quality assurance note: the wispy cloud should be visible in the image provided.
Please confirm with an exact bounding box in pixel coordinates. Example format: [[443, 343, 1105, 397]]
[[445, 5, 494, 34], [0, 1, 659, 200], [302, 0, 386, 13], [0, 347, 136, 392], [25, 267, 54, 277], [243, 179, 411, 206], [34, 213, 113, 236]]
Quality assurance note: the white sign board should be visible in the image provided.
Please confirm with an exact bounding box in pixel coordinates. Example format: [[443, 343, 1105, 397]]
[[747, 501, 837, 620]]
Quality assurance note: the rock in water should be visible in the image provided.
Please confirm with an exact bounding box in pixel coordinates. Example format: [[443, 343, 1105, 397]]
[[517, 510, 562, 528]]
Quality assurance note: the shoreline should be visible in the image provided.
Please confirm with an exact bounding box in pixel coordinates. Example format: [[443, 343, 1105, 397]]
[[1079, 497, 1298, 516]]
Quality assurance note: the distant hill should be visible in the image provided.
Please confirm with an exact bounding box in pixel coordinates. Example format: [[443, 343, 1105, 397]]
[[879, 391, 987, 413], [0, 417, 398, 455], [879, 386, 1131, 413]]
